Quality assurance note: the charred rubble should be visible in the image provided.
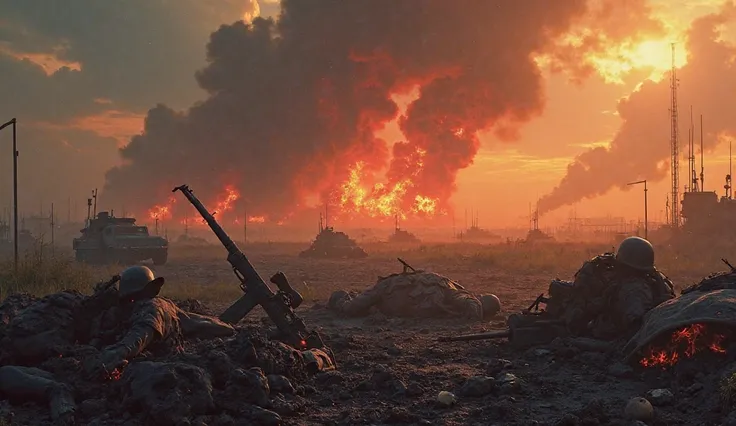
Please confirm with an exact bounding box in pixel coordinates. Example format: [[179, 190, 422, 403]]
[[0, 289, 333, 425]]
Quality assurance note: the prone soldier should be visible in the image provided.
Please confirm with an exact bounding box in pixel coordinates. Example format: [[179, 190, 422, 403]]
[[556, 236, 675, 339], [328, 260, 501, 321], [84, 265, 235, 378]]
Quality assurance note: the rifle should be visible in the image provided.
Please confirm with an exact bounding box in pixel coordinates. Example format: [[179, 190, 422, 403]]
[[397, 257, 416, 273], [437, 312, 567, 348], [437, 279, 573, 348], [172, 185, 325, 351]]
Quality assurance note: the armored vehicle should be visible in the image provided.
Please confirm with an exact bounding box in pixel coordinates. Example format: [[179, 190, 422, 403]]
[[73, 211, 168, 265]]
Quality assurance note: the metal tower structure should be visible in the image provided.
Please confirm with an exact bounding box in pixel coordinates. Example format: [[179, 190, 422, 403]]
[[669, 43, 680, 228]]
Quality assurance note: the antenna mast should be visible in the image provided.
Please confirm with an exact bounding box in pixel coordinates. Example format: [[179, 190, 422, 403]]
[[700, 114, 704, 191], [669, 43, 680, 228]]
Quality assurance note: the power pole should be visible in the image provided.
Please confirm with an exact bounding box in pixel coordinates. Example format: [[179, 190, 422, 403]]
[[700, 115, 704, 191], [0, 118, 18, 270], [669, 43, 680, 228], [50, 202, 55, 256]]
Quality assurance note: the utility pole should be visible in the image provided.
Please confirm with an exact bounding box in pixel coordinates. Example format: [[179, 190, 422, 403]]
[[627, 180, 648, 239], [1, 118, 18, 271], [50, 202, 55, 256], [669, 43, 680, 228], [700, 114, 704, 191]]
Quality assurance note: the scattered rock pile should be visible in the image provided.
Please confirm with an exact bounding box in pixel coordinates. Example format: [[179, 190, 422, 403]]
[[0, 292, 329, 425], [299, 226, 367, 259]]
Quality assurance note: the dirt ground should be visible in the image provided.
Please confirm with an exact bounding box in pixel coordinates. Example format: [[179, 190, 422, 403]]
[[145, 243, 731, 425], [2, 241, 734, 425]]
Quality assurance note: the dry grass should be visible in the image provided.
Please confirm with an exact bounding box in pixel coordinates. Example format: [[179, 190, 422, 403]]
[[0, 240, 726, 305]]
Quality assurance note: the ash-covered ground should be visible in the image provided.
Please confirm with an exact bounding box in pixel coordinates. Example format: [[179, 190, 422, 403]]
[[1, 243, 735, 425]]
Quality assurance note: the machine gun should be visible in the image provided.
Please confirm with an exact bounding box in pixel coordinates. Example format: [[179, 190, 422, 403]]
[[437, 279, 572, 348], [173, 185, 324, 351]]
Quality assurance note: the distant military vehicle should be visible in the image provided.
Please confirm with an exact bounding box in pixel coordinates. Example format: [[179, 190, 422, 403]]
[[73, 211, 168, 265]]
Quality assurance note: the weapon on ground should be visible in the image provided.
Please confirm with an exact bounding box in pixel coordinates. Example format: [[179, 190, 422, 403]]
[[397, 257, 416, 273], [172, 184, 324, 351], [437, 279, 573, 348], [722, 258, 736, 273], [437, 313, 567, 348]]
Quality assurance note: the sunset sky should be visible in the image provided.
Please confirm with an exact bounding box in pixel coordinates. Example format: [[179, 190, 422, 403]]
[[0, 0, 734, 231]]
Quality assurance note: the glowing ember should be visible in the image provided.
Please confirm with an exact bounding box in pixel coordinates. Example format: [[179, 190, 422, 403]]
[[639, 323, 727, 368], [248, 215, 266, 223]]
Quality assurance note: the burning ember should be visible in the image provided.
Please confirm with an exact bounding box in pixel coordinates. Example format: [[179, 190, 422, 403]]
[[639, 323, 728, 368]]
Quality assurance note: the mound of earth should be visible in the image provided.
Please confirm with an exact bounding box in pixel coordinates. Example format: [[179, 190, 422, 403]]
[[0, 293, 329, 425]]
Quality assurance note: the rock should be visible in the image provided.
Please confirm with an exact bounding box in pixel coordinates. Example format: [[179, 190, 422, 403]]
[[496, 372, 521, 393], [645, 388, 674, 406], [121, 361, 214, 426], [267, 375, 295, 394], [533, 348, 552, 357], [457, 376, 495, 397], [608, 362, 635, 378], [222, 367, 270, 409], [623, 397, 653, 422], [485, 358, 513, 376], [723, 410, 736, 426], [79, 399, 107, 418], [437, 391, 456, 406], [686, 382, 703, 394]]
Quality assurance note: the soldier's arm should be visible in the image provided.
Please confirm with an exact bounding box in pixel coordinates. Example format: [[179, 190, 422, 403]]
[[105, 302, 170, 360], [178, 311, 235, 338], [338, 283, 386, 317], [105, 323, 160, 360], [616, 279, 654, 330]]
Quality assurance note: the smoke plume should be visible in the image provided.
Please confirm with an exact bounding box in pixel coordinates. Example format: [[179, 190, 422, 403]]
[[104, 0, 596, 222], [539, 2, 736, 215]]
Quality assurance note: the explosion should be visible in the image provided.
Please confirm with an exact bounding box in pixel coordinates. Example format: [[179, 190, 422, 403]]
[[639, 323, 727, 368], [103, 0, 605, 223]]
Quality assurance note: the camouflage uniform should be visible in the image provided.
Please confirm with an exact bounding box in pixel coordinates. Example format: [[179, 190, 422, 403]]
[[329, 271, 486, 320], [560, 252, 675, 339], [85, 266, 234, 378]]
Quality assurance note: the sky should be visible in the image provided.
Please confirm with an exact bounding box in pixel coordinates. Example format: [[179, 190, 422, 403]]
[[0, 0, 734, 232]]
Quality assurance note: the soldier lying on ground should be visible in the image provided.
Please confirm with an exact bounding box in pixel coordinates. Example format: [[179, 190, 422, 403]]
[[328, 268, 501, 321], [552, 236, 675, 340], [83, 265, 235, 378]]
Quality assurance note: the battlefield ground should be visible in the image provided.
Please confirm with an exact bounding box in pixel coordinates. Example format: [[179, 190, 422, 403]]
[[1, 240, 735, 425]]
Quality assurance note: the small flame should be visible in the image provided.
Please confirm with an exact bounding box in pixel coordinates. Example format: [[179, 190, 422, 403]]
[[148, 196, 176, 220], [248, 215, 266, 223], [640, 323, 728, 368]]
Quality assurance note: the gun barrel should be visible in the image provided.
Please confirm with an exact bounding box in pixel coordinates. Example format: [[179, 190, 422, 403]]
[[437, 329, 511, 342], [173, 185, 238, 253]]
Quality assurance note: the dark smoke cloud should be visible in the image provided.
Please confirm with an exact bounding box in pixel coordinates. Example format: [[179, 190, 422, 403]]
[[104, 0, 593, 221], [538, 2, 736, 215], [0, 0, 254, 214]]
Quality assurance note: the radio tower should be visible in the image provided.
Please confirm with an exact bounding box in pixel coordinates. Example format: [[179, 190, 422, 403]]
[[669, 43, 680, 228]]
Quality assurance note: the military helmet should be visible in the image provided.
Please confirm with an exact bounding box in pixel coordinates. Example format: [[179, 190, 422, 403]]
[[615, 236, 655, 272], [480, 294, 501, 319], [119, 265, 165, 298]]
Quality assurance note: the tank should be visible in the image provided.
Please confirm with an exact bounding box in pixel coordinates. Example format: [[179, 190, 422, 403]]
[[73, 211, 169, 265]]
